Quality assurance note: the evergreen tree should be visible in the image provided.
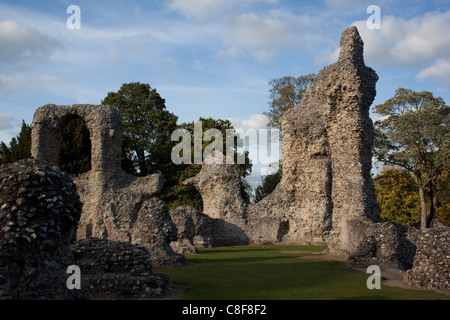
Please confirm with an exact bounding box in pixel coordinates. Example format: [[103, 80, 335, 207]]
[[58, 117, 91, 174], [0, 120, 31, 164]]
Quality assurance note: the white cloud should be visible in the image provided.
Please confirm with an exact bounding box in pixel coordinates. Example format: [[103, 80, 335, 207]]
[[193, 60, 207, 71], [167, 0, 234, 20], [0, 114, 21, 144], [222, 12, 288, 61], [221, 10, 319, 61], [0, 20, 61, 69], [319, 10, 450, 89], [0, 114, 16, 131], [417, 59, 450, 88], [0, 20, 62, 94], [350, 11, 450, 68], [325, 0, 367, 7], [166, 0, 278, 21], [228, 114, 269, 131], [0, 74, 66, 94]]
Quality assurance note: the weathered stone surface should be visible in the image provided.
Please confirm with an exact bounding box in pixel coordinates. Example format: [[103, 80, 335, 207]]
[[31, 104, 185, 267], [131, 198, 186, 267], [185, 26, 380, 255], [169, 206, 200, 254], [74, 170, 164, 244], [183, 152, 250, 246], [72, 238, 171, 299], [0, 158, 91, 300], [347, 222, 418, 271], [405, 227, 450, 291], [31, 104, 123, 182], [183, 152, 247, 221]]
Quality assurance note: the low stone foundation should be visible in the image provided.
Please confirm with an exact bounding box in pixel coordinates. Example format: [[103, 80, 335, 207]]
[[72, 239, 171, 299], [405, 227, 449, 291], [0, 159, 91, 300]]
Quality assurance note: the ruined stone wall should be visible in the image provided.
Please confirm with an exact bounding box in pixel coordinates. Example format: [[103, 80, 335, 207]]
[[31, 104, 123, 182], [0, 159, 91, 299], [31, 104, 184, 267], [72, 238, 171, 299], [184, 27, 381, 256], [405, 227, 450, 291]]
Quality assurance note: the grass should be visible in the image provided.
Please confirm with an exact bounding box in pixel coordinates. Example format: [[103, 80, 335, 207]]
[[154, 245, 450, 300]]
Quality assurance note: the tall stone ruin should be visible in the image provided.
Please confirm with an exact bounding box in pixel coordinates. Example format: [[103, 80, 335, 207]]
[[31, 104, 185, 267], [184, 26, 381, 257], [25, 26, 448, 292], [28, 27, 382, 261]]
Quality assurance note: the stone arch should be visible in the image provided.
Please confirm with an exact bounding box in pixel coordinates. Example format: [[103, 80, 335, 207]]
[[31, 104, 123, 181], [58, 114, 92, 174]]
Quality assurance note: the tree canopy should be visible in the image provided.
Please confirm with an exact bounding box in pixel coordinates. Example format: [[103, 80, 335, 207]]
[[264, 74, 316, 131], [374, 88, 450, 229], [0, 120, 31, 165], [102, 82, 179, 177], [58, 117, 91, 174], [254, 162, 282, 203], [162, 117, 253, 210]]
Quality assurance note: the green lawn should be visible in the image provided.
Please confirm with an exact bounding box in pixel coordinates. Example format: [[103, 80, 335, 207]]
[[154, 245, 450, 300]]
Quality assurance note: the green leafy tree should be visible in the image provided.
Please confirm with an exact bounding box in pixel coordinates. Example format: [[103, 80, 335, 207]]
[[374, 88, 450, 229], [0, 120, 31, 164], [436, 171, 450, 226], [254, 162, 282, 203], [264, 74, 316, 131], [58, 117, 91, 174], [102, 82, 178, 177], [374, 167, 421, 225], [374, 166, 450, 227], [163, 117, 253, 210]]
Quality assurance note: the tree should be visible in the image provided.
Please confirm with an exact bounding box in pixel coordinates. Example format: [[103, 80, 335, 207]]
[[102, 82, 178, 177], [264, 74, 316, 131], [58, 117, 91, 174], [0, 120, 31, 164], [162, 117, 253, 210], [374, 88, 450, 229], [254, 162, 282, 203], [374, 167, 421, 225]]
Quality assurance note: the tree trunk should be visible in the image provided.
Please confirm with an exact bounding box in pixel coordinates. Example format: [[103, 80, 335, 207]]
[[426, 180, 435, 228], [418, 183, 428, 230]]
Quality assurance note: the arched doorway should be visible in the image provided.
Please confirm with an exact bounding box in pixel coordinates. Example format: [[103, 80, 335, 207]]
[[58, 115, 92, 175]]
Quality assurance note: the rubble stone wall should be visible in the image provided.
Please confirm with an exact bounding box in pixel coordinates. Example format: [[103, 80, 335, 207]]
[[405, 227, 449, 291], [184, 26, 381, 257], [31, 104, 184, 267], [0, 159, 91, 299]]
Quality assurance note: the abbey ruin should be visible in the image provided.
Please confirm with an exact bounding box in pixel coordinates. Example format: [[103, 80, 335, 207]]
[[0, 27, 448, 299]]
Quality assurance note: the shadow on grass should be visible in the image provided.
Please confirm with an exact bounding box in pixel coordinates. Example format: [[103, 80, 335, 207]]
[[155, 246, 450, 300]]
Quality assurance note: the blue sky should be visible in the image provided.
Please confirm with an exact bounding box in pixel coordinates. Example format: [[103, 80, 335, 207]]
[[1, 0, 449, 186]]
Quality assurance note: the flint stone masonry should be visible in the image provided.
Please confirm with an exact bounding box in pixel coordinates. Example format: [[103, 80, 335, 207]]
[[72, 238, 171, 299], [183, 152, 250, 246], [169, 205, 247, 255], [31, 104, 122, 182], [347, 221, 419, 270], [31, 104, 184, 267], [405, 227, 450, 291], [26, 26, 449, 292], [0, 159, 91, 300]]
